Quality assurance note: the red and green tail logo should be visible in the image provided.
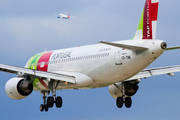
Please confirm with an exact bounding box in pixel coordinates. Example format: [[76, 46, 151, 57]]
[[133, 0, 159, 40]]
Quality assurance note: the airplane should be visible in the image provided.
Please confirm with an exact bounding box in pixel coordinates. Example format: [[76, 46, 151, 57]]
[[56, 13, 70, 19], [2, 0, 180, 112]]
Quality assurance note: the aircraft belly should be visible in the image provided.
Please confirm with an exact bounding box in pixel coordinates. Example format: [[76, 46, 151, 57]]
[[33, 78, 50, 91], [33, 79, 97, 90]]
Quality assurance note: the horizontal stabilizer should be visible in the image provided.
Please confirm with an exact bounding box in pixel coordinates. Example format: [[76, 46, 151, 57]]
[[99, 41, 148, 51], [166, 46, 180, 51]]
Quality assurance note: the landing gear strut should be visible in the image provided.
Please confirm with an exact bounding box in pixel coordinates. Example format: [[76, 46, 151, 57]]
[[40, 80, 62, 112], [40, 91, 50, 112]]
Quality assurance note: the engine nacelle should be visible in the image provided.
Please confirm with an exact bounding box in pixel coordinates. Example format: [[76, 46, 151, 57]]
[[5, 77, 33, 100], [109, 82, 139, 99], [125, 83, 139, 96]]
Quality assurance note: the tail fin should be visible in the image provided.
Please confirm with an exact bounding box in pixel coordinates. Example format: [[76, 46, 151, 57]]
[[133, 0, 159, 40], [68, 12, 70, 18]]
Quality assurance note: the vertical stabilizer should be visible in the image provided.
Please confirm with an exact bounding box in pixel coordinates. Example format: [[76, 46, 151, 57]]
[[133, 0, 159, 40], [68, 13, 70, 18]]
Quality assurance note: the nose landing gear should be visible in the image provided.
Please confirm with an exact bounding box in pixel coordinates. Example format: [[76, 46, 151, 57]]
[[40, 91, 50, 112]]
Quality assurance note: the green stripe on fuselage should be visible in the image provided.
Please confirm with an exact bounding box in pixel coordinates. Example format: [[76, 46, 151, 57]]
[[29, 53, 44, 69], [33, 78, 41, 90], [28, 52, 45, 90]]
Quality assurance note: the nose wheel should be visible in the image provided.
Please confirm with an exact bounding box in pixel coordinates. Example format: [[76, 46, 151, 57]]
[[40, 104, 49, 112], [40, 91, 50, 112]]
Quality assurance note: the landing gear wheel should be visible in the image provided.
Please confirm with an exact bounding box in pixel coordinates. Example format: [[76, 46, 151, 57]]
[[125, 97, 132, 108], [56, 96, 63, 108], [40, 104, 44, 112], [44, 104, 49, 112], [116, 97, 123, 108], [47, 97, 54, 108]]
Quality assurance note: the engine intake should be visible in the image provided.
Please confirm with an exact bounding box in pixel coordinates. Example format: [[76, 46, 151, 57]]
[[17, 80, 33, 96], [5, 77, 33, 100], [125, 84, 139, 96]]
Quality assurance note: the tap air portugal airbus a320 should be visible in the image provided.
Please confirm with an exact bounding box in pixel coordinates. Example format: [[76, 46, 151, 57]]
[[56, 13, 70, 19], [2, 0, 180, 112]]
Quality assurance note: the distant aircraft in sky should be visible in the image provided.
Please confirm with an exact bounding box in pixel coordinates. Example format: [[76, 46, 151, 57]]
[[56, 13, 71, 19], [2, 0, 180, 112]]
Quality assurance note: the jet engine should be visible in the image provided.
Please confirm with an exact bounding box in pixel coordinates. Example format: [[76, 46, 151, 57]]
[[109, 81, 139, 99], [5, 77, 33, 100]]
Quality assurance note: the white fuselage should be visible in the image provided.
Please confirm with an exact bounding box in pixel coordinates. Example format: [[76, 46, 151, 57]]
[[26, 39, 165, 90], [57, 14, 70, 19]]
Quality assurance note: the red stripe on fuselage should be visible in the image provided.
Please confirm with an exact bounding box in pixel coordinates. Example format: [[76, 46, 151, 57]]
[[39, 79, 48, 89], [37, 51, 53, 71], [37, 51, 53, 89]]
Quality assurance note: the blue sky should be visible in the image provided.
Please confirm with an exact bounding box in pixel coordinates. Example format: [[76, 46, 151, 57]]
[[1, 0, 180, 119]]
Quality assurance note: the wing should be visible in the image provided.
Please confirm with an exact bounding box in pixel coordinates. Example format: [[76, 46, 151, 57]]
[[0, 63, 75, 83], [127, 65, 180, 81]]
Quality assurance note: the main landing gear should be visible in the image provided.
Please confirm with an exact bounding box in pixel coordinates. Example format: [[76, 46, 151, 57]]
[[114, 82, 132, 108], [40, 91, 63, 112], [40, 80, 62, 112], [116, 96, 132, 108]]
